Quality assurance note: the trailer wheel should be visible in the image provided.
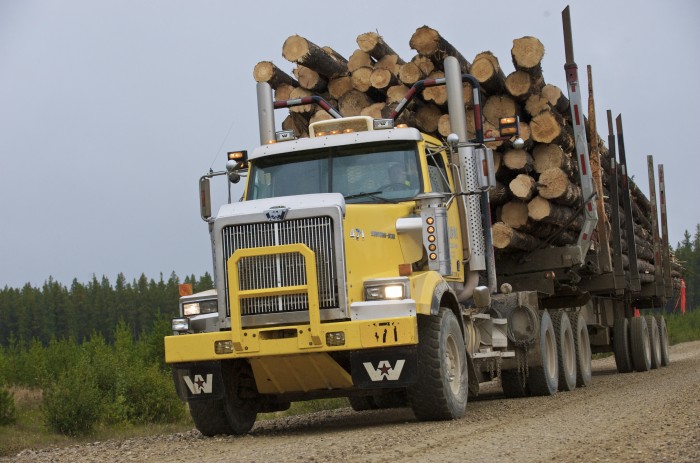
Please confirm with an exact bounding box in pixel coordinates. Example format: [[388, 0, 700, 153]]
[[613, 318, 633, 373], [551, 311, 577, 392], [408, 308, 468, 420], [220, 360, 259, 435], [189, 399, 233, 437], [570, 311, 592, 387], [527, 310, 559, 396], [645, 316, 662, 369], [630, 316, 651, 372], [656, 315, 670, 366], [500, 369, 528, 398]]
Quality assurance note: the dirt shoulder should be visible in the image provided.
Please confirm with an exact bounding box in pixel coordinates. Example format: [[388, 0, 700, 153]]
[[5, 341, 700, 463]]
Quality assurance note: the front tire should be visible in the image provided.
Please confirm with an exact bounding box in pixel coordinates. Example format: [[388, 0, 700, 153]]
[[409, 308, 468, 421], [189, 399, 233, 437]]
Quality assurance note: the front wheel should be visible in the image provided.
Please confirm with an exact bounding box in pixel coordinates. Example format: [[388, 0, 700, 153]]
[[409, 308, 468, 421]]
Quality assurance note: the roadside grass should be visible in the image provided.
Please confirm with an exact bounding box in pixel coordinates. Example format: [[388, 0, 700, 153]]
[[0, 387, 193, 457], [0, 389, 349, 456], [666, 309, 700, 345]]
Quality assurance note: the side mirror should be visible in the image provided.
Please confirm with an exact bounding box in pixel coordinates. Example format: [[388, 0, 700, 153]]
[[199, 176, 212, 221]]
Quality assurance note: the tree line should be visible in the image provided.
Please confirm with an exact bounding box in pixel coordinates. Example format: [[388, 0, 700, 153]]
[[674, 224, 700, 312], [0, 272, 213, 348]]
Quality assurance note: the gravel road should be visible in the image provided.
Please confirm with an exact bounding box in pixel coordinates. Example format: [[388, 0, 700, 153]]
[[6, 341, 700, 463]]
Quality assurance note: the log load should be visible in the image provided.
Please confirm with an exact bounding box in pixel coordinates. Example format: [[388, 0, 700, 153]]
[[258, 29, 665, 267]]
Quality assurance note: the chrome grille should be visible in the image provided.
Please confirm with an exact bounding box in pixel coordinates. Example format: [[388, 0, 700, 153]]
[[222, 217, 338, 316]]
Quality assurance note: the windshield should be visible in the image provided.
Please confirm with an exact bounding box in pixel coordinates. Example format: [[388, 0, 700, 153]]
[[247, 142, 422, 203]]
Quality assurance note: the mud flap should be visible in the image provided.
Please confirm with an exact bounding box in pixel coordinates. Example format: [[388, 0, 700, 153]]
[[172, 362, 224, 401], [350, 346, 417, 389]]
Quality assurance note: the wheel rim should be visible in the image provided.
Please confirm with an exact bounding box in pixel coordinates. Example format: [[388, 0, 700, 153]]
[[564, 328, 576, 378], [544, 327, 557, 378], [445, 333, 462, 395]]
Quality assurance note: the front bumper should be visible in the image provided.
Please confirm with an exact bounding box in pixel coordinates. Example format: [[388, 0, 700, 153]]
[[165, 313, 417, 364]]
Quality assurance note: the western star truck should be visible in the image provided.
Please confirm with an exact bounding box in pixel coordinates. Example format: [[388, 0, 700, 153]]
[[164, 9, 675, 436]]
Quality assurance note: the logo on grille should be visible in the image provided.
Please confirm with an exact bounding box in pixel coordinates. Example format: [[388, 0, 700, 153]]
[[265, 207, 289, 222]]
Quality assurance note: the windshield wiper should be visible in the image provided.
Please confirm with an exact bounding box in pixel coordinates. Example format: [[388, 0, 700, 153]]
[[343, 191, 396, 203]]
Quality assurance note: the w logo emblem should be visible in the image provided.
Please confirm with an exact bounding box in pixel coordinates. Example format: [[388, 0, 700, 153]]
[[183, 374, 213, 394], [363, 360, 405, 381], [265, 207, 288, 222]]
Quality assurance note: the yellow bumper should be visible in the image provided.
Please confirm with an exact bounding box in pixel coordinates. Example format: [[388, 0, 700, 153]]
[[164, 315, 417, 364]]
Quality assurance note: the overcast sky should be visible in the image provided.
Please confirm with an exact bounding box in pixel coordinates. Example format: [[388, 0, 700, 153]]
[[1, 0, 698, 289]]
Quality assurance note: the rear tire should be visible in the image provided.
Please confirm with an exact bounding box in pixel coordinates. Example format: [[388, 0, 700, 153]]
[[630, 317, 651, 372], [570, 311, 592, 387], [409, 308, 468, 420], [645, 315, 661, 369], [656, 315, 670, 366], [527, 310, 559, 396], [613, 318, 633, 373], [551, 310, 577, 392]]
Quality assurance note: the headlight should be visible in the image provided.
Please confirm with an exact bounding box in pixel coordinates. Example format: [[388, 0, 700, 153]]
[[364, 278, 409, 301], [182, 299, 218, 316]]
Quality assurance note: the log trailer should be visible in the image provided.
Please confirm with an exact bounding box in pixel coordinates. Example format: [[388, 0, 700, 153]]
[[164, 8, 675, 435]]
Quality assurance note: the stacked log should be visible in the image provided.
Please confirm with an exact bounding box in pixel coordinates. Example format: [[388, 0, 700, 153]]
[[254, 29, 671, 282]]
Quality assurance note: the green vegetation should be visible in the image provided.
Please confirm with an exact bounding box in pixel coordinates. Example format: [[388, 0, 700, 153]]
[[666, 309, 700, 345]]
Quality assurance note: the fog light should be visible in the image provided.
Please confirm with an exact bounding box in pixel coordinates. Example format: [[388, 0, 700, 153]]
[[215, 340, 234, 354], [171, 318, 189, 333], [326, 331, 345, 346]]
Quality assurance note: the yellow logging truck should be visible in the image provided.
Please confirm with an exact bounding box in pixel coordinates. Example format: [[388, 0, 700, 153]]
[[164, 9, 674, 436]]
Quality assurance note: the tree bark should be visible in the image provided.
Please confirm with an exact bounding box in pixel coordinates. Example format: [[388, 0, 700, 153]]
[[530, 110, 575, 152], [253, 61, 298, 89], [414, 102, 443, 134], [537, 167, 582, 207], [339, 90, 373, 117], [532, 143, 576, 176], [542, 84, 570, 115], [274, 83, 295, 102], [471, 51, 506, 95], [282, 112, 310, 138], [409, 26, 471, 73], [528, 196, 583, 230], [283, 35, 348, 78], [398, 61, 425, 86], [505, 70, 544, 102], [293, 65, 327, 92], [357, 32, 401, 61], [511, 36, 545, 79], [493, 222, 544, 251], [348, 49, 373, 73], [370, 67, 398, 92], [328, 76, 353, 100]]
